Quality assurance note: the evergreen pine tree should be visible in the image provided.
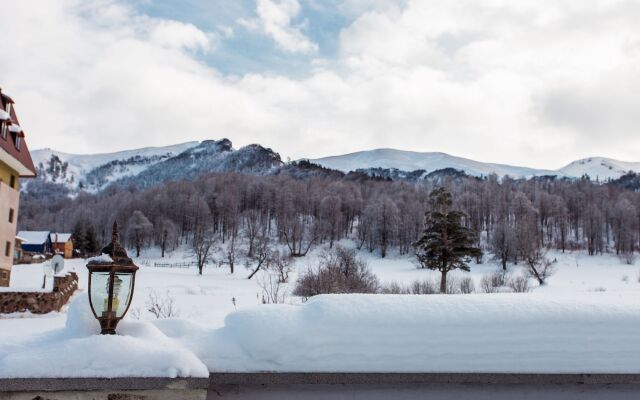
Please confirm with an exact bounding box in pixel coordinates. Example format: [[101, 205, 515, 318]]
[[84, 226, 100, 255], [72, 221, 87, 255], [414, 187, 482, 293]]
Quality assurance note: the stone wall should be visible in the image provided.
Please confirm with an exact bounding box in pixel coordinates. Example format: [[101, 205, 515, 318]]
[[0, 272, 78, 314]]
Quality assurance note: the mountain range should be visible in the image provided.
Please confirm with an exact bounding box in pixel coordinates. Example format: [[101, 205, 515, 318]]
[[310, 149, 640, 181], [28, 139, 640, 194]]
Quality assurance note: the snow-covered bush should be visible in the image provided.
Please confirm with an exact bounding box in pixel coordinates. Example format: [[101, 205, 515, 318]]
[[619, 251, 636, 265], [380, 279, 438, 294], [146, 290, 180, 319], [481, 270, 531, 293], [507, 274, 531, 293], [457, 276, 475, 294], [410, 278, 439, 294], [480, 270, 510, 293], [380, 281, 410, 294], [293, 246, 379, 300]]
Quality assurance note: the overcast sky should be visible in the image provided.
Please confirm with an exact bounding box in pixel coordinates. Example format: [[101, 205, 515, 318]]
[[1, 0, 639, 169]]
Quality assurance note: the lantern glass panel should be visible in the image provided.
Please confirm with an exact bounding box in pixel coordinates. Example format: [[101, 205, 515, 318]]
[[113, 273, 133, 318], [90, 272, 111, 316]]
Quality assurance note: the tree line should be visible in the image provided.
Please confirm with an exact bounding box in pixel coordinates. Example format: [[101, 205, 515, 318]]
[[18, 170, 640, 265]]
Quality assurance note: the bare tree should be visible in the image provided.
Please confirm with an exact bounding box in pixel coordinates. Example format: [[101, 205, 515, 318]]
[[525, 249, 555, 285], [191, 231, 215, 275], [247, 232, 271, 280], [258, 271, 288, 304], [127, 210, 153, 257]]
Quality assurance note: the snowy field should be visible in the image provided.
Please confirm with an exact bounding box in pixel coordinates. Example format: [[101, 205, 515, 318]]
[[1, 243, 640, 377]]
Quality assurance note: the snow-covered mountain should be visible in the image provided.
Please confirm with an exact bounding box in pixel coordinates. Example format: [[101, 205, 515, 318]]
[[29, 139, 282, 193], [28, 142, 640, 194], [557, 157, 640, 181], [309, 149, 561, 179], [310, 149, 640, 180], [31, 142, 199, 191]]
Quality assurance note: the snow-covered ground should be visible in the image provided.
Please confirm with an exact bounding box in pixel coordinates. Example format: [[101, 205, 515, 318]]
[[1, 244, 640, 377]]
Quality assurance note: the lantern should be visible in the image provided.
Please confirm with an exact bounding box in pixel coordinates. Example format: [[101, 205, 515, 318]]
[[86, 222, 138, 334]]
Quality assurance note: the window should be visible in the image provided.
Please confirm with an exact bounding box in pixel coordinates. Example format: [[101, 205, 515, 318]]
[[8, 208, 14, 223], [0, 122, 6, 139], [9, 175, 16, 189], [4, 241, 10, 257], [15, 134, 20, 150]]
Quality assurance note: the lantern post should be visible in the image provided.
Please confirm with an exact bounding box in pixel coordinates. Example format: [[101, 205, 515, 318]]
[[86, 222, 138, 334]]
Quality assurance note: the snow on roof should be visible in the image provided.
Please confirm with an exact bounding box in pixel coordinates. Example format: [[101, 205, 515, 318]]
[[87, 254, 113, 264], [50, 233, 72, 243], [0, 109, 9, 120], [17, 231, 51, 244], [9, 123, 22, 133]]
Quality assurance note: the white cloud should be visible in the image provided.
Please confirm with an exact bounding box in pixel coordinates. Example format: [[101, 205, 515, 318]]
[[148, 20, 214, 53], [240, 0, 318, 54], [1, 0, 640, 169]]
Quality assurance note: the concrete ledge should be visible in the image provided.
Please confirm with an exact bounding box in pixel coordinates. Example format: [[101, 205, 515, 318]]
[[3, 373, 640, 393], [209, 372, 640, 386], [0, 377, 209, 392]]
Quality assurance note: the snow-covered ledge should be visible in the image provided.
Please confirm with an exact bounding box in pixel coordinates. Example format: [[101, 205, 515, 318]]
[[196, 293, 640, 374], [1, 293, 640, 379]]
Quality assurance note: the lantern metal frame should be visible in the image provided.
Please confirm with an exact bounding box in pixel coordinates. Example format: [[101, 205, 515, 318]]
[[86, 222, 139, 335]]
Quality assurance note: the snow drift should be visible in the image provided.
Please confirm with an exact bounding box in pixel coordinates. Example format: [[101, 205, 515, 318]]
[[195, 293, 640, 373], [0, 295, 208, 378], [2, 292, 640, 377]]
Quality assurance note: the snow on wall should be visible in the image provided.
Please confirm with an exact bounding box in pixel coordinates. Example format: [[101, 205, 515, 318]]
[[3, 292, 640, 377], [193, 293, 640, 373], [0, 295, 208, 378]]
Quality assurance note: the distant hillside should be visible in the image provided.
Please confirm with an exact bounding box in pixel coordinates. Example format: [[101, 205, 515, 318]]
[[310, 149, 640, 180], [557, 157, 640, 181], [26, 141, 640, 196]]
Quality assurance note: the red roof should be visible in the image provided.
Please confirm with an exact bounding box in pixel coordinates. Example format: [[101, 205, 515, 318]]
[[0, 88, 37, 177]]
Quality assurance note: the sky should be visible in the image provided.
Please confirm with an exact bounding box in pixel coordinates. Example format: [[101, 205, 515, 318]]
[[1, 0, 639, 169]]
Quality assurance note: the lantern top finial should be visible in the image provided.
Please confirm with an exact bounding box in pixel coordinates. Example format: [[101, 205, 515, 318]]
[[99, 220, 132, 264], [112, 221, 119, 244]]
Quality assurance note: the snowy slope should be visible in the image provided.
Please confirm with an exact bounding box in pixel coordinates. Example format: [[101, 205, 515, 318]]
[[311, 148, 640, 179], [558, 157, 640, 181], [31, 142, 199, 191], [29, 142, 640, 191], [310, 149, 561, 178], [29, 139, 283, 193]]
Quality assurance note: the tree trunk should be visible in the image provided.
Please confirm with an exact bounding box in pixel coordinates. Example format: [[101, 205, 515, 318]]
[[440, 270, 447, 294], [161, 230, 167, 258]]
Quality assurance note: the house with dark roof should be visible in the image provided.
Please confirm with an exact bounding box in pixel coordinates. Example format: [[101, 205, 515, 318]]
[[0, 87, 37, 286], [17, 231, 52, 255]]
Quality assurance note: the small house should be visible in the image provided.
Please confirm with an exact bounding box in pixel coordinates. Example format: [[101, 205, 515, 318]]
[[50, 233, 73, 258], [14, 235, 25, 263], [17, 231, 52, 256]]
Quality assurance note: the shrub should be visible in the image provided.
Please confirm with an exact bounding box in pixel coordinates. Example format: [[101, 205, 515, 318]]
[[458, 276, 475, 294], [411, 278, 439, 294], [480, 270, 510, 293], [507, 274, 531, 293], [380, 281, 411, 294], [293, 246, 379, 300]]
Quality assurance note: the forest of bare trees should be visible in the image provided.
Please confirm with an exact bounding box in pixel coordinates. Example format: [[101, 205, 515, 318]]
[[18, 170, 640, 266]]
